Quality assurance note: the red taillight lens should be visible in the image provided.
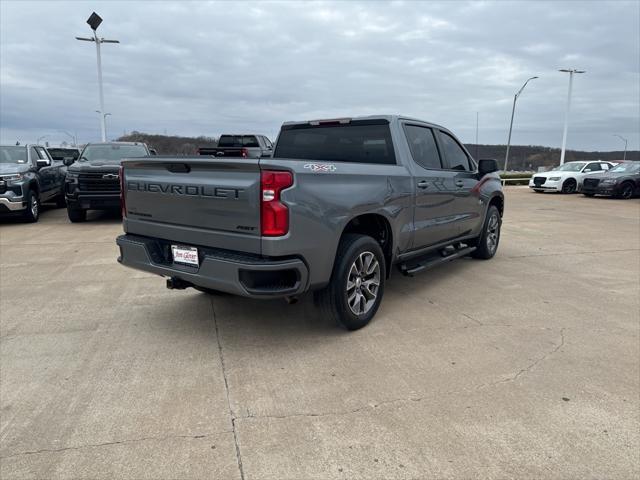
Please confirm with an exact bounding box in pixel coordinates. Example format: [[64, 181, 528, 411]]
[[241, 148, 248, 158], [119, 165, 126, 218], [261, 170, 293, 236]]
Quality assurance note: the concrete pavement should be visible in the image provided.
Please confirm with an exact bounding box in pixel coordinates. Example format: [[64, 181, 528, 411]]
[[1, 188, 638, 479]]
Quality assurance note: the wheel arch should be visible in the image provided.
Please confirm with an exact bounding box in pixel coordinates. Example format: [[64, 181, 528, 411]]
[[340, 213, 394, 277]]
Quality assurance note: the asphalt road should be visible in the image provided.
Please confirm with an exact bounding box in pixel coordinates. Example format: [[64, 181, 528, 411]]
[[1, 188, 638, 479]]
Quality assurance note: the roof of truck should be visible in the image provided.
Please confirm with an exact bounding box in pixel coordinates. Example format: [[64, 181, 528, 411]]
[[281, 115, 446, 130]]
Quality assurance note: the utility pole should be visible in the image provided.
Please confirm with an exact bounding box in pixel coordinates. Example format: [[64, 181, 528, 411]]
[[613, 134, 628, 161], [76, 12, 119, 142], [475, 112, 479, 159], [558, 69, 585, 165], [504, 76, 538, 177]]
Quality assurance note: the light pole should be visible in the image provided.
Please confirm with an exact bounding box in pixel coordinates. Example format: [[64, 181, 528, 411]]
[[613, 134, 628, 161], [96, 111, 112, 140], [36, 135, 48, 145], [558, 68, 585, 165], [60, 130, 77, 146], [504, 76, 538, 177], [76, 12, 119, 142]]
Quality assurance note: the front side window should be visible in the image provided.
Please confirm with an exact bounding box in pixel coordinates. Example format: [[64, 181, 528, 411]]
[[438, 131, 470, 171], [403, 125, 442, 170], [584, 162, 601, 172]]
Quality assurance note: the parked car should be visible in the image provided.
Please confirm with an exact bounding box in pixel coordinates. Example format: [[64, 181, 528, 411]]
[[197, 134, 273, 158], [116, 115, 504, 330], [582, 161, 640, 199], [47, 147, 80, 163], [0, 144, 66, 222], [529, 161, 614, 193], [65, 142, 151, 222]]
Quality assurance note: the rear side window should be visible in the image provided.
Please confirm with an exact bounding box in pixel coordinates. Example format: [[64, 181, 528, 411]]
[[403, 125, 442, 170], [275, 123, 396, 164], [438, 131, 471, 171]]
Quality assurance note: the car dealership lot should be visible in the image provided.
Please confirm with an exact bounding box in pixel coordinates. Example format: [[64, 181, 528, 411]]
[[1, 188, 638, 479]]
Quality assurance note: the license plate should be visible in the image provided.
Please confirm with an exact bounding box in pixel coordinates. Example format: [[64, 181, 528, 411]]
[[171, 245, 199, 267]]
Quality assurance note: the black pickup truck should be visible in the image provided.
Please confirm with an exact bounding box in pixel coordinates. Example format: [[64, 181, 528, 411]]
[[65, 142, 151, 222], [197, 134, 273, 158]]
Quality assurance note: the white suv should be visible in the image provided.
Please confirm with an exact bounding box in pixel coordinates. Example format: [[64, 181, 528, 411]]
[[529, 161, 614, 194]]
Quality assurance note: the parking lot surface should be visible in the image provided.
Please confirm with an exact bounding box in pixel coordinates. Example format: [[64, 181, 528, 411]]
[[1, 188, 638, 479]]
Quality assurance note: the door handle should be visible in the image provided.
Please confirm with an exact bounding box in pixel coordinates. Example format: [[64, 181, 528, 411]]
[[417, 180, 429, 189], [455, 180, 464, 187]]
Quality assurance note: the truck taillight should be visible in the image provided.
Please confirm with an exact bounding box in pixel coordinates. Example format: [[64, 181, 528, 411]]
[[261, 170, 293, 236], [241, 148, 249, 158], [119, 165, 126, 218]]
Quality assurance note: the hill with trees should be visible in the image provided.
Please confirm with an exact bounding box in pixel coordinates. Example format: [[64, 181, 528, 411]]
[[116, 131, 637, 170]]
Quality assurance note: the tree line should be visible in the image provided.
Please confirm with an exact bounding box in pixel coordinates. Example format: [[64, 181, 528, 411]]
[[117, 131, 637, 171]]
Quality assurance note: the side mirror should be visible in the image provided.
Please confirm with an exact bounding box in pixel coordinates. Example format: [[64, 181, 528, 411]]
[[63, 157, 75, 166], [478, 158, 499, 176], [37, 158, 51, 168], [149, 149, 158, 156]]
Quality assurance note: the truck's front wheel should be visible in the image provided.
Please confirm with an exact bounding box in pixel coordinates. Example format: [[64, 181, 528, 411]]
[[67, 206, 87, 223], [314, 234, 385, 331]]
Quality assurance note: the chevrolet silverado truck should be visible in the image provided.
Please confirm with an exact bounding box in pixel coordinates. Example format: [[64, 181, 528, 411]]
[[197, 134, 273, 158], [0, 144, 66, 222], [116, 116, 504, 330], [65, 142, 151, 222]]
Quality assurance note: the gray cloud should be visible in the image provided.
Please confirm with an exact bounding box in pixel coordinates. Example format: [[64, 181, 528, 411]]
[[1, 0, 638, 151]]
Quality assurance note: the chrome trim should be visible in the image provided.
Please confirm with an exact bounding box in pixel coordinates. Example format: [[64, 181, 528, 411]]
[[0, 197, 26, 211]]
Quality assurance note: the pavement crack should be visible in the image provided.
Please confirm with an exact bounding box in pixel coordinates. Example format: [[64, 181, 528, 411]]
[[211, 298, 245, 480], [462, 313, 484, 326], [507, 248, 638, 259], [475, 327, 566, 390], [0, 432, 227, 460]]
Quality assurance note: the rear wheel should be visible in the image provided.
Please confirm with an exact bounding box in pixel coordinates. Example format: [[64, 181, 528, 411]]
[[561, 178, 577, 194], [67, 205, 87, 223], [22, 190, 40, 223], [471, 205, 501, 260], [619, 182, 634, 199], [314, 234, 385, 331]]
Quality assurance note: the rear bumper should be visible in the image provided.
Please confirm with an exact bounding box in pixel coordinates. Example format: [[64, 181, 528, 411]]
[[116, 234, 309, 298]]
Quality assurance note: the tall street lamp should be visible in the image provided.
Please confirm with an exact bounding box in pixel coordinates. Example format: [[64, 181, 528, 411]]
[[613, 134, 628, 161], [558, 68, 585, 165], [96, 111, 112, 140], [504, 76, 538, 177], [76, 12, 119, 142]]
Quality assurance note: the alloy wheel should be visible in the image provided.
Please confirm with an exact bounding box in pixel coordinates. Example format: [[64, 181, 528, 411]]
[[486, 213, 500, 254], [346, 251, 380, 316]]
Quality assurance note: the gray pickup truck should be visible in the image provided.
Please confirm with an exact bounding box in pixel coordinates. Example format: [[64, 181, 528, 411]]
[[117, 116, 504, 330], [0, 144, 66, 222]]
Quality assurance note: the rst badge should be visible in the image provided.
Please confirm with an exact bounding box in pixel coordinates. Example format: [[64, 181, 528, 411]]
[[304, 163, 336, 173]]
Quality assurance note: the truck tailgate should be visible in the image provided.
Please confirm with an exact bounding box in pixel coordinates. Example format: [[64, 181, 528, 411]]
[[122, 157, 261, 254]]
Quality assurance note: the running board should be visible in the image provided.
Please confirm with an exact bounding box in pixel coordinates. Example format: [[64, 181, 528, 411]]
[[399, 246, 476, 277]]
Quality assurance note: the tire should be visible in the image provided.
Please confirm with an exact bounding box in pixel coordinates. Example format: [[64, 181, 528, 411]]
[[583, 193, 595, 197], [471, 205, 501, 260], [22, 190, 40, 223], [561, 178, 577, 194], [67, 205, 87, 223], [314, 234, 385, 331], [618, 182, 635, 200]]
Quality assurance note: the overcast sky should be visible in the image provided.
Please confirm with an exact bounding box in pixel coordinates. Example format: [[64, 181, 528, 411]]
[[1, 0, 638, 151]]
